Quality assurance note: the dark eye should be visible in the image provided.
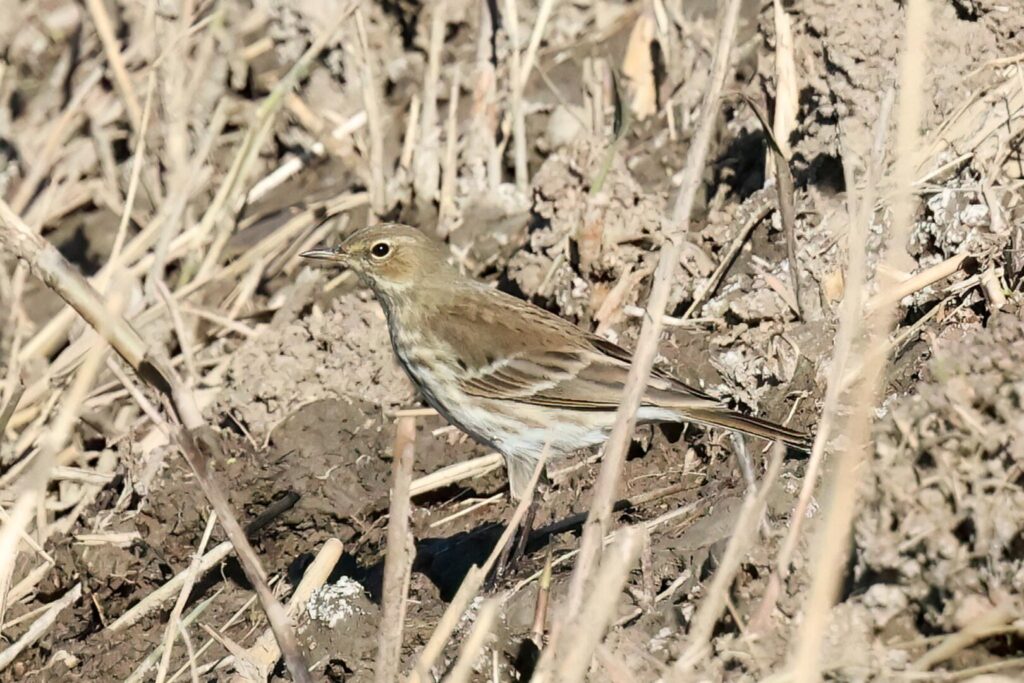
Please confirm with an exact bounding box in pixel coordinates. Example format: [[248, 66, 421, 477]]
[[371, 242, 390, 258]]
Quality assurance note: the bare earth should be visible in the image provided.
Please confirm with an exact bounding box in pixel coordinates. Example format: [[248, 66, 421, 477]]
[[0, 0, 1022, 680]]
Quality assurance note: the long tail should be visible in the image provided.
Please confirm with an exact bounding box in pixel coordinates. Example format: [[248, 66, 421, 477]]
[[685, 408, 812, 451]]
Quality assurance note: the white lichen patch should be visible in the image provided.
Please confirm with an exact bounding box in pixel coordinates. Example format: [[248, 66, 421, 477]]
[[457, 596, 485, 630], [648, 626, 674, 654], [306, 577, 366, 628]]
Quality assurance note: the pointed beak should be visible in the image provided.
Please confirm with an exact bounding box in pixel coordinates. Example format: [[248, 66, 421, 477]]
[[300, 246, 345, 263]]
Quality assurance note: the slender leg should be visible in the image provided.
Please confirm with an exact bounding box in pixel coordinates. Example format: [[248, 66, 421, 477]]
[[492, 480, 543, 585], [488, 455, 551, 588], [493, 521, 518, 583], [506, 493, 539, 572]]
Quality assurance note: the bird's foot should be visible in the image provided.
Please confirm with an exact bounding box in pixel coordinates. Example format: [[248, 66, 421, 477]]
[[486, 492, 540, 589]]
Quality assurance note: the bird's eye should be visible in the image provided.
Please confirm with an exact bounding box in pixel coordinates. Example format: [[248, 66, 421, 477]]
[[370, 242, 391, 258]]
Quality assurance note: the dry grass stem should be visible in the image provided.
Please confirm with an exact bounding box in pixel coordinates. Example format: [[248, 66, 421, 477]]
[[84, 0, 142, 130], [503, 0, 529, 192], [0, 297, 113, 628], [1, 2, 1018, 679], [771, 0, 799, 161], [864, 251, 971, 314], [0, 583, 82, 673], [520, 0, 558, 92], [355, 9, 388, 219], [563, 0, 744, 630], [409, 452, 548, 683], [532, 550, 554, 644], [229, 538, 344, 681], [789, 2, 931, 681], [400, 94, 422, 171], [410, 453, 504, 497], [0, 238, 314, 681], [441, 598, 500, 683], [0, 495, 38, 635], [375, 417, 417, 683], [90, 94, 219, 332], [164, 586, 262, 683], [749, 84, 897, 635], [414, 3, 445, 204], [544, 527, 646, 682], [683, 199, 772, 319], [671, 445, 785, 674], [156, 279, 199, 385], [195, 6, 354, 280], [0, 506, 53, 564], [767, 118, 803, 320], [9, 68, 103, 215], [108, 541, 235, 632], [669, 0, 744, 226], [392, 407, 439, 418], [980, 266, 1007, 310], [438, 66, 463, 235], [152, 511, 217, 682], [911, 603, 1016, 671], [108, 72, 157, 275], [509, 496, 710, 614], [429, 493, 503, 528], [0, 381, 24, 441], [172, 435, 313, 681], [4, 562, 53, 617], [0, 200, 149, 369]]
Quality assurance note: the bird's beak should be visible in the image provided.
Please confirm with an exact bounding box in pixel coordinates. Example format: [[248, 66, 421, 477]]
[[300, 246, 346, 263]]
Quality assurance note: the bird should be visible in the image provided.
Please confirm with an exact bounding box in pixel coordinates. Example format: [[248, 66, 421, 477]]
[[301, 223, 811, 502]]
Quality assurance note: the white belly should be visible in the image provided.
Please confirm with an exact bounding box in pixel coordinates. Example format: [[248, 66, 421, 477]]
[[396, 352, 605, 458]]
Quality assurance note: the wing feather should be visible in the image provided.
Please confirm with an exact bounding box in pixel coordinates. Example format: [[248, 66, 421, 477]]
[[457, 345, 720, 412], [421, 286, 722, 413]]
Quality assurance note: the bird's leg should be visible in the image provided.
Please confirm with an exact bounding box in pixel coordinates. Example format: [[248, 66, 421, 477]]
[[489, 544, 513, 591], [494, 491, 539, 582], [492, 477, 547, 585], [510, 492, 540, 568]]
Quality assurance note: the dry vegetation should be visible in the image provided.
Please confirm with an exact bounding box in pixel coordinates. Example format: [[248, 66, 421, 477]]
[[1, 0, 1023, 681]]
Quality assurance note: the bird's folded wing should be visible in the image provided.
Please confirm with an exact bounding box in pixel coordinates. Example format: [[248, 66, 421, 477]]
[[458, 345, 720, 412], [433, 291, 720, 412], [587, 335, 720, 402]]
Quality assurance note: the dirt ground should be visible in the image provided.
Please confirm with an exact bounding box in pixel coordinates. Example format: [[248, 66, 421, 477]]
[[1, 0, 1023, 680]]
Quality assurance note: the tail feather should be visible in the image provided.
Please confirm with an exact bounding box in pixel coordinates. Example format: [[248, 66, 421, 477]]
[[685, 408, 812, 451]]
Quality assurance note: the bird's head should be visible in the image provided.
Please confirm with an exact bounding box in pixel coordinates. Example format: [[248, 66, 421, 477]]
[[300, 223, 455, 299]]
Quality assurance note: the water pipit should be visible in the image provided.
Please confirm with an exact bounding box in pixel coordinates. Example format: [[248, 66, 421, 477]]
[[302, 224, 810, 506]]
